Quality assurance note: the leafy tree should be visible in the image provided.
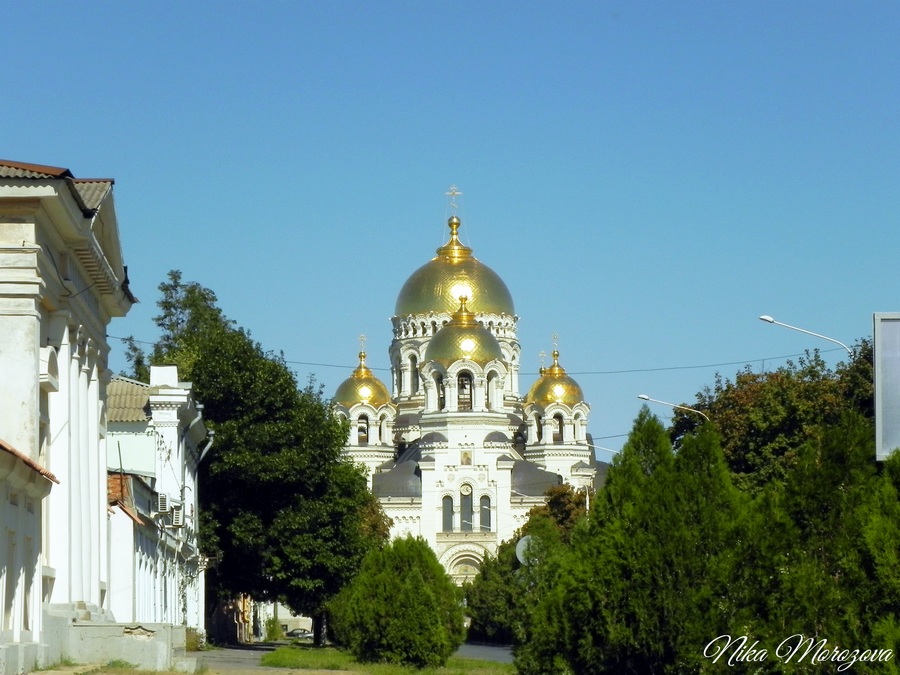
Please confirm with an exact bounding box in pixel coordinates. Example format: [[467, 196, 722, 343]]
[[126, 271, 388, 643], [466, 481, 591, 647], [671, 342, 873, 492], [330, 536, 465, 668], [525, 482, 589, 544]]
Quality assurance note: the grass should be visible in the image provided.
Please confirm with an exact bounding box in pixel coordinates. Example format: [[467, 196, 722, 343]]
[[260, 644, 515, 674]]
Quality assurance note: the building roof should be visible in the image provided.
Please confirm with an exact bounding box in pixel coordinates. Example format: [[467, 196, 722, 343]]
[[0, 437, 59, 484], [107, 377, 153, 423], [0, 159, 114, 216]]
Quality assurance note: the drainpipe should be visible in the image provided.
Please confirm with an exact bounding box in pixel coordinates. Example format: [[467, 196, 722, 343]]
[[198, 431, 215, 464]]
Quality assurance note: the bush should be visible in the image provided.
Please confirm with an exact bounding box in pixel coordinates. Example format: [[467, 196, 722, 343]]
[[265, 616, 282, 642], [330, 536, 465, 668]]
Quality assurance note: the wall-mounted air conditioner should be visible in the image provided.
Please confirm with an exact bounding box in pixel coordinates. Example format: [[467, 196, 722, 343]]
[[156, 493, 170, 514], [171, 504, 184, 527]]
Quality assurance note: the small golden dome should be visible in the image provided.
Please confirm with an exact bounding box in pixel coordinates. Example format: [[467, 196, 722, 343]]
[[525, 350, 584, 407], [334, 352, 392, 407], [424, 297, 505, 368], [395, 216, 515, 317]]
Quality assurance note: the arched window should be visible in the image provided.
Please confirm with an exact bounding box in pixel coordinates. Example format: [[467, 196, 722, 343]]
[[460, 485, 474, 532], [409, 355, 419, 394], [535, 414, 543, 442], [458, 372, 473, 411], [553, 413, 564, 443], [436, 374, 445, 410], [442, 496, 454, 532], [486, 372, 496, 410], [357, 415, 369, 445], [480, 496, 492, 532]]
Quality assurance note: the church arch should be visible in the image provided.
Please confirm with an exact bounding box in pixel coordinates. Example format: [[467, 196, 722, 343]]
[[553, 413, 565, 443], [480, 495, 492, 532], [409, 354, 419, 394], [357, 414, 369, 445], [442, 495, 454, 532], [457, 371, 473, 411], [460, 484, 474, 531]]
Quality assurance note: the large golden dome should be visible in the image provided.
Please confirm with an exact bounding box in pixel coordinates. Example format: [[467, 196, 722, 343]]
[[424, 298, 505, 368], [525, 350, 585, 407], [334, 352, 392, 407], [395, 216, 515, 317]]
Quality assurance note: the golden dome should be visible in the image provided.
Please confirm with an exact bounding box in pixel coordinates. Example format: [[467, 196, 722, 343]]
[[334, 352, 392, 407], [525, 350, 585, 407], [424, 297, 505, 368], [395, 216, 515, 317]]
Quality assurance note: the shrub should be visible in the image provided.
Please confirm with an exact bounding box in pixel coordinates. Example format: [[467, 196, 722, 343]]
[[330, 536, 465, 668], [265, 616, 282, 642]]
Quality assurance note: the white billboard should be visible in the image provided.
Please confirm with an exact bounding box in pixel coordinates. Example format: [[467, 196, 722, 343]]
[[874, 313, 900, 461]]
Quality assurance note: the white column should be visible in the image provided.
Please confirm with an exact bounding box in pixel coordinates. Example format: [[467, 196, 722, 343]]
[[541, 418, 554, 446], [86, 354, 100, 606], [473, 376, 486, 411], [69, 329, 84, 601]]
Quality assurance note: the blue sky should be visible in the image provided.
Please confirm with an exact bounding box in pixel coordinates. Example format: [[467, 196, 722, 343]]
[[5, 2, 898, 457]]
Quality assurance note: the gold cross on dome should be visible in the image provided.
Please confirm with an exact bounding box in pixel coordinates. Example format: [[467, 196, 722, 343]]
[[359, 334, 367, 351], [552, 333, 559, 351], [539, 350, 546, 369], [445, 185, 463, 212]]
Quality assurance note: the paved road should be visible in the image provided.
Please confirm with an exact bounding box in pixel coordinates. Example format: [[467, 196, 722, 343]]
[[195, 642, 514, 672]]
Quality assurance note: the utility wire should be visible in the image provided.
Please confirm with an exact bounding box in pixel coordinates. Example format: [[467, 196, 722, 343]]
[[107, 334, 844, 376]]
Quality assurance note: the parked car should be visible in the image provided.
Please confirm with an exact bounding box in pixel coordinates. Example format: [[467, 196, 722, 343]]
[[286, 628, 313, 639]]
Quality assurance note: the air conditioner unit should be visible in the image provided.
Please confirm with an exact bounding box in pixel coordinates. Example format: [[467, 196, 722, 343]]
[[171, 504, 184, 527], [156, 493, 170, 514]]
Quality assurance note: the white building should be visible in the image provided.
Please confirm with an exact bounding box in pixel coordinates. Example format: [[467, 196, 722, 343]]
[[0, 160, 135, 673], [106, 365, 210, 635], [335, 212, 601, 583]]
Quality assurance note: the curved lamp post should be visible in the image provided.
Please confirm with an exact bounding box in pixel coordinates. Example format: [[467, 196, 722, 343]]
[[758, 315, 852, 356], [637, 394, 710, 422]]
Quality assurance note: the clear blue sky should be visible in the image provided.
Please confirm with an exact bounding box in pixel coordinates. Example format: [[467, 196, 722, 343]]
[[5, 2, 898, 457]]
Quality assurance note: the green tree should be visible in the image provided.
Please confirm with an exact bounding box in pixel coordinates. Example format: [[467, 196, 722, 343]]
[[518, 407, 749, 674], [671, 342, 873, 492], [464, 539, 519, 645], [740, 413, 900, 671], [330, 536, 465, 668], [127, 271, 388, 643]]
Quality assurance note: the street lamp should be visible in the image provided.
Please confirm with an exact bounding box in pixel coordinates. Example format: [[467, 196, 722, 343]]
[[637, 394, 710, 422], [758, 315, 852, 356]]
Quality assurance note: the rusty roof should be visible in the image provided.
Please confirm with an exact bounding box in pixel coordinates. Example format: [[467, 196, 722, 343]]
[[0, 437, 59, 484], [0, 159, 73, 179]]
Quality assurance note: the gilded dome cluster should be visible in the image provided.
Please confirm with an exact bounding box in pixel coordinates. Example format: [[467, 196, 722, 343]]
[[423, 297, 505, 368], [395, 216, 515, 317], [334, 352, 392, 408], [525, 350, 585, 407]]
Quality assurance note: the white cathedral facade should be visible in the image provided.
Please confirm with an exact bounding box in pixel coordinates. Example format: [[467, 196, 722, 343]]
[[334, 212, 599, 583]]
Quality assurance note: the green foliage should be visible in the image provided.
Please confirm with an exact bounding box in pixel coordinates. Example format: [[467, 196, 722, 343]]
[[464, 539, 520, 645], [185, 627, 204, 651], [671, 341, 873, 492], [517, 408, 750, 674], [265, 616, 282, 642], [105, 660, 136, 669], [261, 644, 515, 674], [330, 536, 466, 668], [127, 271, 389, 637]]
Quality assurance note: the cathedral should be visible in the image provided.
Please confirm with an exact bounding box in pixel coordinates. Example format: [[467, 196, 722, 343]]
[[334, 206, 600, 583]]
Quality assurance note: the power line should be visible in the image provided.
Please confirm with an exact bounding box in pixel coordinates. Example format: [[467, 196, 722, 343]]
[[107, 335, 841, 376]]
